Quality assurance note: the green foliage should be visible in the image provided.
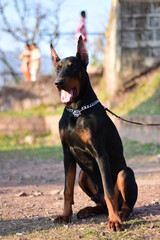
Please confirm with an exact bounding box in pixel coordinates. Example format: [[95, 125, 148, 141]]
[[0, 145, 63, 161], [97, 77, 109, 102], [113, 72, 160, 116], [0, 132, 51, 150], [0, 132, 63, 160], [1, 132, 159, 162], [0, 104, 64, 117], [90, 53, 102, 67], [123, 139, 160, 159], [129, 87, 160, 115]]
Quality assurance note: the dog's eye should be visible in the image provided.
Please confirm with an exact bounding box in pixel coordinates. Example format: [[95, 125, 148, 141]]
[[57, 63, 62, 72], [68, 62, 73, 69]]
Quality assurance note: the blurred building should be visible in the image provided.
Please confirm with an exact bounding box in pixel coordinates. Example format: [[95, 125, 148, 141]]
[[104, 0, 160, 96]]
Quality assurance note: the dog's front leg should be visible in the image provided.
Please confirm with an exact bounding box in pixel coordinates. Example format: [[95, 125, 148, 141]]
[[97, 154, 122, 231], [54, 147, 76, 223]]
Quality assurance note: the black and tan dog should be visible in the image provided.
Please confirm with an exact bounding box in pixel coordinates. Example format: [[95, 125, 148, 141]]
[[50, 36, 138, 231]]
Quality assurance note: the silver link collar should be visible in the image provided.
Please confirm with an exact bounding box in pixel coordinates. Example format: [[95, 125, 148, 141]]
[[66, 100, 99, 117]]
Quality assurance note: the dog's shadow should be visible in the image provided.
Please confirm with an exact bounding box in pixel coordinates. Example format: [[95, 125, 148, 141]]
[[0, 215, 56, 237], [0, 204, 159, 237], [134, 203, 160, 217]]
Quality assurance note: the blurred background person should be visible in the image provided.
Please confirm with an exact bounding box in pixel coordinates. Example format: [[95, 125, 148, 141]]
[[75, 10, 87, 42], [20, 43, 31, 81], [30, 43, 41, 82]]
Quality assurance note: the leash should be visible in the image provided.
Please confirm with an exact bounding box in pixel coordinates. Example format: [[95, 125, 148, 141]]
[[104, 106, 160, 127], [65, 99, 160, 126]]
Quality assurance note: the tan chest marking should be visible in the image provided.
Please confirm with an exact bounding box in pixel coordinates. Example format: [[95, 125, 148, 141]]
[[76, 128, 91, 143]]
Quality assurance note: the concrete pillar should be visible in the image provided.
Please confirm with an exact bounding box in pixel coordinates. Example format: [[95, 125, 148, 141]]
[[104, 0, 160, 98]]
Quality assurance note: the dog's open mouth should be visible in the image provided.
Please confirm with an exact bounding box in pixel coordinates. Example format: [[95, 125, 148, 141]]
[[60, 88, 77, 103]]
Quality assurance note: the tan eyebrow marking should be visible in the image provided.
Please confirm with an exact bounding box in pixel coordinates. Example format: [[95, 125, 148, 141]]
[[68, 61, 73, 67]]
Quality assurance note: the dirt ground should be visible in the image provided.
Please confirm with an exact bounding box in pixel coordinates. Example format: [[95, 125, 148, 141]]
[[0, 154, 160, 239]]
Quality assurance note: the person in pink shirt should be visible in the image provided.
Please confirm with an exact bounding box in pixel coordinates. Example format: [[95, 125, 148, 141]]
[[75, 11, 87, 42]]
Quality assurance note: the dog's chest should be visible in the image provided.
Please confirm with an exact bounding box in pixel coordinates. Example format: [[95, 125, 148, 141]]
[[60, 124, 97, 172], [60, 123, 91, 145], [60, 115, 92, 144]]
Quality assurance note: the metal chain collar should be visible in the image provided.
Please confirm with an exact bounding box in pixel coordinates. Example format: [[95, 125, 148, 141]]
[[66, 99, 99, 117]]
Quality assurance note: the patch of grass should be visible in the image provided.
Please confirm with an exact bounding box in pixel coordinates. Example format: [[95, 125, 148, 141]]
[[113, 71, 160, 116], [0, 132, 54, 150], [0, 133, 63, 161], [129, 87, 160, 116], [24, 145, 63, 160], [96, 77, 109, 103], [1, 134, 160, 162], [2, 217, 159, 240], [123, 139, 160, 159], [53, 106, 64, 115], [0, 104, 64, 117], [0, 145, 63, 161]]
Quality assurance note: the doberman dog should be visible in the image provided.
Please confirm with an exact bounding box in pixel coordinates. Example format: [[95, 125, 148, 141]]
[[50, 36, 138, 231]]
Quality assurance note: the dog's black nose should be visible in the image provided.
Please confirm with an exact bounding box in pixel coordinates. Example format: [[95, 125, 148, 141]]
[[55, 79, 65, 88]]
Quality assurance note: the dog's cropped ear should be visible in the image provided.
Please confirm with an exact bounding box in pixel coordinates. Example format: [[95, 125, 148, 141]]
[[76, 35, 89, 66], [50, 42, 60, 68]]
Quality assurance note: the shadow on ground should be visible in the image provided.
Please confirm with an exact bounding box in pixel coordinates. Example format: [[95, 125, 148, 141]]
[[0, 204, 159, 237]]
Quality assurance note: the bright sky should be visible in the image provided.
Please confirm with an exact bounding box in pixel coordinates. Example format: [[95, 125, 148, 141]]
[[56, 0, 112, 58], [0, 0, 112, 59]]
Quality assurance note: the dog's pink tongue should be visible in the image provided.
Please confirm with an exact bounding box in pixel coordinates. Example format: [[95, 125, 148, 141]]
[[61, 89, 73, 103]]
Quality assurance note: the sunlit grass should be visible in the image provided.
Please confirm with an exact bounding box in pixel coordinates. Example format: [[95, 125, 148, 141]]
[[112, 72, 160, 116], [0, 132, 53, 150], [96, 77, 110, 103], [0, 145, 63, 161], [3, 217, 159, 240], [0, 132, 63, 161], [123, 139, 160, 159], [0, 132, 160, 162], [0, 104, 64, 117]]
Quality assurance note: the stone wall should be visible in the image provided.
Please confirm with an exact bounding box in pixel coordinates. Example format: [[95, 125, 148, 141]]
[[116, 115, 160, 144], [0, 69, 102, 111], [0, 115, 61, 144], [0, 75, 59, 111], [104, 0, 160, 96], [119, 0, 160, 80]]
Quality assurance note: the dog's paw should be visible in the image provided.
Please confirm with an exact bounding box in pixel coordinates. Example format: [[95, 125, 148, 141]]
[[108, 213, 124, 231], [53, 215, 71, 224], [77, 207, 93, 219]]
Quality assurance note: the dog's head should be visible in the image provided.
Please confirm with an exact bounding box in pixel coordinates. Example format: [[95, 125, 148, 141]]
[[50, 36, 89, 104]]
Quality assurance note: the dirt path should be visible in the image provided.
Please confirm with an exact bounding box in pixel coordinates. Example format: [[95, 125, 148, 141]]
[[0, 156, 160, 239]]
